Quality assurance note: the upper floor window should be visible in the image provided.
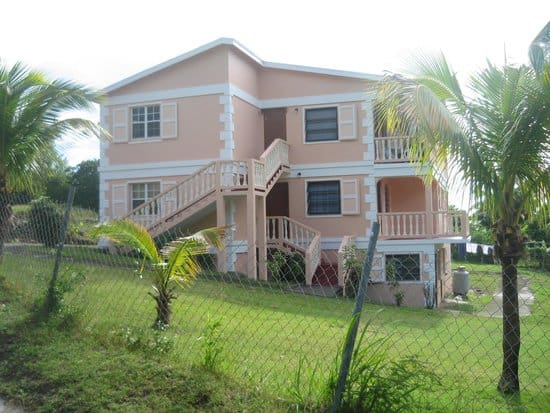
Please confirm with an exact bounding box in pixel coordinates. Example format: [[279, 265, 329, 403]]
[[305, 107, 338, 142], [131, 182, 160, 211], [132, 105, 160, 139], [307, 180, 341, 215]]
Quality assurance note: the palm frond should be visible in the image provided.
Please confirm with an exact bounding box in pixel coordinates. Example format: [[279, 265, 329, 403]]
[[90, 219, 160, 263]]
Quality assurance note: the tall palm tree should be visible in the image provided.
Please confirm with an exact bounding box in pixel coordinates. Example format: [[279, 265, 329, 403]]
[[375, 48, 550, 394], [0, 60, 102, 260], [92, 220, 225, 328]]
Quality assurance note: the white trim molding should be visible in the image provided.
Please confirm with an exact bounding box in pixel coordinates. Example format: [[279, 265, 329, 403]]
[[289, 161, 371, 178], [99, 159, 214, 181]]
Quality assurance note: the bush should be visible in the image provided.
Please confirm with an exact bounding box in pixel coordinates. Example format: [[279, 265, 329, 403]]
[[28, 197, 64, 247], [267, 249, 305, 283]]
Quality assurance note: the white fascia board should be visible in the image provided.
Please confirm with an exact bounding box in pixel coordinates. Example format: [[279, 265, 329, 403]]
[[99, 159, 214, 181], [104, 37, 381, 93], [289, 161, 371, 178], [373, 163, 427, 177]]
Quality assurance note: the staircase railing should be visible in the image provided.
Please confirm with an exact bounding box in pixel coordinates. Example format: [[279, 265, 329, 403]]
[[266, 216, 321, 285], [260, 139, 289, 188], [124, 140, 290, 232]]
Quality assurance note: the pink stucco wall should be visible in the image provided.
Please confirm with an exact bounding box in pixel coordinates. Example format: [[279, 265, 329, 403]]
[[232, 97, 264, 160], [286, 103, 366, 164], [109, 46, 229, 96], [228, 49, 260, 97], [106, 95, 223, 164], [259, 68, 371, 99]]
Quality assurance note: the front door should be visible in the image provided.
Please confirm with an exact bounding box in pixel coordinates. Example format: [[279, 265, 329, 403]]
[[263, 108, 287, 149]]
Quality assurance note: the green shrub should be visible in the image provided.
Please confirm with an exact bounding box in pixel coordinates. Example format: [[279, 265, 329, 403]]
[[342, 244, 363, 298], [28, 197, 64, 247], [325, 313, 440, 412], [198, 316, 224, 371], [267, 249, 305, 283]]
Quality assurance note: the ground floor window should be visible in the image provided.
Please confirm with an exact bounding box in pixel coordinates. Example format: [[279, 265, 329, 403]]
[[131, 182, 160, 212], [385, 254, 421, 281], [307, 180, 341, 215]]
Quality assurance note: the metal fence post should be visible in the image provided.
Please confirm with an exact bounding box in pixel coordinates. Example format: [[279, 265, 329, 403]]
[[46, 184, 76, 312], [331, 221, 380, 412]]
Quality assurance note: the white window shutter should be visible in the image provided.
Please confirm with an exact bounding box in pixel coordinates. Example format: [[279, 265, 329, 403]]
[[161, 181, 177, 217], [338, 105, 356, 140], [341, 179, 359, 215], [111, 184, 127, 218], [112, 108, 128, 142], [161, 103, 178, 139]]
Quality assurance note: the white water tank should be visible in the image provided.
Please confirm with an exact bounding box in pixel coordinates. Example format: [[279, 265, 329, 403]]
[[453, 266, 470, 296]]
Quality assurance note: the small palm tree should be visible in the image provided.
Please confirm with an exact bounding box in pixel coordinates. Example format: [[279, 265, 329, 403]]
[[92, 220, 225, 328], [0, 60, 102, 260], [375, 29, 549, 394]]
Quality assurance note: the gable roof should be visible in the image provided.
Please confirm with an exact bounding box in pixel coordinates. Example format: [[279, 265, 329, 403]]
[[105, 37, 381, 93]]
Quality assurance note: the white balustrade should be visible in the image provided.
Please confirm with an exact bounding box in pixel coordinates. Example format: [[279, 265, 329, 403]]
[[374, 137, 410, 162]]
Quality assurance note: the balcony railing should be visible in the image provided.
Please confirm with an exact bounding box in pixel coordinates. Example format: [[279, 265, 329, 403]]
[[377, 210, 468, 239], [374, 136, 410, 163]]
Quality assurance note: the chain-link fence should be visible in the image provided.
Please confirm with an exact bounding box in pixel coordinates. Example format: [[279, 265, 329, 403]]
[[1, 194, 549, 411]]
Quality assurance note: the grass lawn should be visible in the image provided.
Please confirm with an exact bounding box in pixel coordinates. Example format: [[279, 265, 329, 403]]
[[0, 248, 549, 412]]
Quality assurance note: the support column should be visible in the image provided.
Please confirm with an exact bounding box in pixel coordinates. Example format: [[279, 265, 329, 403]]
[[246, 160, 257, 279], [424, 181, 433, 236], [216, 194, 227, 272], [256, 195, 267, 281]]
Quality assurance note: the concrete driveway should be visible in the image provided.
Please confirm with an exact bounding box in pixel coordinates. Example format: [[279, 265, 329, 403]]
[[477, 276, 535, 318]]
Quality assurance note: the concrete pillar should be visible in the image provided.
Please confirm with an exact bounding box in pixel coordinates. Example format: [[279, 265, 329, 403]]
[[216, 194, 227, 272], [256, 195, 267, 281], [246, 160, 257, 279], [424, 181, 433, 236]]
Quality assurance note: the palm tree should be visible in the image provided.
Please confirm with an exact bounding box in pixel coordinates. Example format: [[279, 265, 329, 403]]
[[0, 60, 102, 260], [375, 43, 549, 393], [92, 220, 225, 328]]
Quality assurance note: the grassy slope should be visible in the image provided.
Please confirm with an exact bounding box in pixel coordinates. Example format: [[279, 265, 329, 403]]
[[0, 252, 549, 412]]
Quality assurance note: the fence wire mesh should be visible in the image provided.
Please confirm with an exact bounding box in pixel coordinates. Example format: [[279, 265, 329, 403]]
[[1, 195, 549, 412]]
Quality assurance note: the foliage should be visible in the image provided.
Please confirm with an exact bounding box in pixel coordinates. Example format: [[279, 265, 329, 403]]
[[0, 59, 102, 261], [386, 259, 405, 306], [341, 244, 364, 298], [267, 249, 305, 283], [198, 316, 224, 371], [375, 25, 550, 393], [28, 197, 64, 247], [72, 159, 99, 211], [91, 220, 225, 328], [525, 241, 550, 270], [326, 313, 440, 412]]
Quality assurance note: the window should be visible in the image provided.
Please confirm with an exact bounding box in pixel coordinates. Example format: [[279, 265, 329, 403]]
[[132, 105, 160, 139], [307, 181, 341, 215], [385, 254, 421, 281], [131, 182, 160, 212], [305, 107, 338, 142]]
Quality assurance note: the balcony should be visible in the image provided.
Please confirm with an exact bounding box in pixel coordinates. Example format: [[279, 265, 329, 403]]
[[374, 136, 410, 163], [377, 210, 469, 240]]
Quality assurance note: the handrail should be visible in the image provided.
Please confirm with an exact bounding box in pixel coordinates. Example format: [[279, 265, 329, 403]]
[[260, 138, 289, 186], [374, 136, 410, 163], [123, 139, 290, 232], [266, 216, 321, 285], [378, 210, 468, 239]]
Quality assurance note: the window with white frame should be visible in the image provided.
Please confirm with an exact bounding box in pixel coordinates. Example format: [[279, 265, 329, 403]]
[[307, 180, 341, 215], [132, 105, 160, 139], [385, 254, 421, 281], [305, 107, 338, 142], [131, 182, 160, 212]]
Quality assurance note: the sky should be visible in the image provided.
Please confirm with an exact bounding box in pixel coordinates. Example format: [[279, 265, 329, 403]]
[[1, 0, 548, 207]]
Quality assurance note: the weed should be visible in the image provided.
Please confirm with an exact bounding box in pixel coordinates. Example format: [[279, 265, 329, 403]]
[[198, 316, 223, 371]]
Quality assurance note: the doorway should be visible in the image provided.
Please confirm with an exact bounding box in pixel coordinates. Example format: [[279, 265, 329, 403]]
[[263, 108, 287, 149]]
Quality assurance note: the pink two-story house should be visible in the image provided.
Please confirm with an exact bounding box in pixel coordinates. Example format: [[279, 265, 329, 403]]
[[99, 38, 468, 307]]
